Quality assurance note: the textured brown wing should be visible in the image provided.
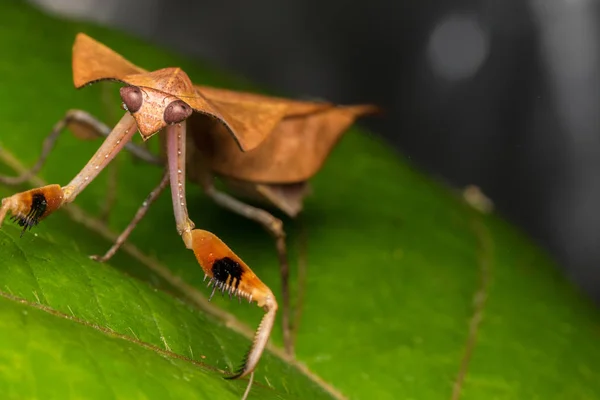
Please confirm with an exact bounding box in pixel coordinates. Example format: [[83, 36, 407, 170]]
[[188, 104, 379, 183], [196, 86, 334, 152]]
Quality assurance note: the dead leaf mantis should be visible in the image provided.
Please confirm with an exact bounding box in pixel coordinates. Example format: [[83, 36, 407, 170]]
[[0, 33, 377, 384]]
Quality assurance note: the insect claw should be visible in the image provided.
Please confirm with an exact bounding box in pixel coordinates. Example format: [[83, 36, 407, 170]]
[[208, 285, 218, 302], [189, 230, 279, 382]]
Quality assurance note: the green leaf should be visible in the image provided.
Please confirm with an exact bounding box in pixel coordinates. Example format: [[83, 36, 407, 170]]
[[1, 1, 600, 400], [0, 290, 264, 400]]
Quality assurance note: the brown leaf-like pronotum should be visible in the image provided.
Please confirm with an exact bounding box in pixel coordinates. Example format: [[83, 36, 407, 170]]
[[0, 33, 378, 389]]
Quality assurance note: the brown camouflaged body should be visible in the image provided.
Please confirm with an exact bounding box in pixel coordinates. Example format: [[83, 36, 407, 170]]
[[72, 33, 377, 215]]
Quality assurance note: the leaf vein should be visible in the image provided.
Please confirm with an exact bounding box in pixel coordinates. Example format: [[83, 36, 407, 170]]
[[75, 253, 111, 327], [0, 147, 349, 400], [450, 218, 493, 400], [0, 289, 229, 376], [1, 230, 48, 304], [134, 282, 171, 351]]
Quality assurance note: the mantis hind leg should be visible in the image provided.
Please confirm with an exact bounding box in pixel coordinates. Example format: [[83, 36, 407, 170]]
[[90, 170, 169, 263], [0, 109, 162, 222], [0, 113, 138, 235], [202, 182, 294, 357], [0, 109, 161, 185]]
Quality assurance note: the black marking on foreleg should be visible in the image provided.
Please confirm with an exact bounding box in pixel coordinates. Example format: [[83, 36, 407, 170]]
[[212, 257, 243, 288], [205, 258, 254, 303], [12, 193, 47, 237]]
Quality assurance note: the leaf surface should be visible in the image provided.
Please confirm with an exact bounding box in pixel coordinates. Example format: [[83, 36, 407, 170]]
[[0, 2, 599, 400]]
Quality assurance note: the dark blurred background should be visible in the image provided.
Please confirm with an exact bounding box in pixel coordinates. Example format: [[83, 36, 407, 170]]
[[28, 0, 600, 304]]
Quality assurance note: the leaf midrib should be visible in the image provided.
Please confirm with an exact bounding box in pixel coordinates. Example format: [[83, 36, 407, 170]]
[[0, 146, 348, 400], [0, 289, 276, 387]]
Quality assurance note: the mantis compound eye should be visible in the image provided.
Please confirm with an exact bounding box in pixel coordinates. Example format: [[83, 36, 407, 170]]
[[119, 86, 143, 113], [164, 100, 193, 124]]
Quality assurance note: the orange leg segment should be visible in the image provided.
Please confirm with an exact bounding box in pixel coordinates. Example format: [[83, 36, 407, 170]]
[[191, 229, 277, 379], [0, 112, 137, 233]]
